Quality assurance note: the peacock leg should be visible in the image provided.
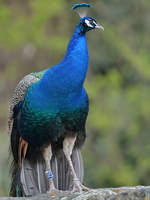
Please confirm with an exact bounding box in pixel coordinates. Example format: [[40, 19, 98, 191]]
[[43, 144, 59, 194], [63, 136, 89, 193]]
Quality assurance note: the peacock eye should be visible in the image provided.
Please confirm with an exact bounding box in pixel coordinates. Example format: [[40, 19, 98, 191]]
[[90, 22, 95, 26], [91, 21, 97, 26], [84, 19, 96, 28], [88, 19, 97, 27]]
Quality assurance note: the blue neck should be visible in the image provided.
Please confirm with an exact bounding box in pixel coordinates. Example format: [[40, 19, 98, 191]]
[[65, 23, 86, 59], [39, 23, 89, 98]]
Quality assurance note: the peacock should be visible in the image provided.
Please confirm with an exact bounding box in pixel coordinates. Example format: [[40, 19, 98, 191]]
[[9, 3, 104, 196]]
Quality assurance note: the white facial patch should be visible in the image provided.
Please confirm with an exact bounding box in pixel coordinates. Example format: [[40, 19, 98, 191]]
[[85, 19, 93, 28]]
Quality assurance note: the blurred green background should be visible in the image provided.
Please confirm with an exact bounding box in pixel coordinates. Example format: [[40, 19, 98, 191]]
[[0, 0, 150, 196]]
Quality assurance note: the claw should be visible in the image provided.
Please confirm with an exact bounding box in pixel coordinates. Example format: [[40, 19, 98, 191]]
[[47, 188, 62, 196], [18, 137, 28, 168], [72, 180, 89, 193]]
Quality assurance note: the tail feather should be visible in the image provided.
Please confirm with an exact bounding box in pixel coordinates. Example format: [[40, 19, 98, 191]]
[[21, 159, 41, 196], [19, 148, 83, 196], [9, 117, 23, 197], [37, 161, 42, 193], [9, 117, 84, 196], [9, 160, 23, 197]]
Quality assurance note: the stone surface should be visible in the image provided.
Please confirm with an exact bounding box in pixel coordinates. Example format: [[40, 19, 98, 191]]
[[1, 186, 150, 200]]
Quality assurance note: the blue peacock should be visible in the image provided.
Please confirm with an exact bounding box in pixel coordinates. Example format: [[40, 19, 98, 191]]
[[9, 3, 104, 196]]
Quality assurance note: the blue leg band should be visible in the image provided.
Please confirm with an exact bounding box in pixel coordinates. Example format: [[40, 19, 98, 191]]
[[45, 171, 54, 179]]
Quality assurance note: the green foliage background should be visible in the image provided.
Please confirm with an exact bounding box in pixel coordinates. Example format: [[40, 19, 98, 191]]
[[0, 0, 150, 196]]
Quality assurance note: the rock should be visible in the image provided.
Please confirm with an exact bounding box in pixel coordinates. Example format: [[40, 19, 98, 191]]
[[1, 186, 150, 200]]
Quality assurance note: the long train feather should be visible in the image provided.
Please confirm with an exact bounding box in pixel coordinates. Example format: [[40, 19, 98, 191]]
[[37, 162, 42, 193]]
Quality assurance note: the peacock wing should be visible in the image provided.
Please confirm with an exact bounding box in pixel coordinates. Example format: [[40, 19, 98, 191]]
[[9, 70, 45, 196], [8, 70, 46, 136]]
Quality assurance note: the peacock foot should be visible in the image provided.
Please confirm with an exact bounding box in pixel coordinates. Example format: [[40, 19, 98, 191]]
[[47, 188, 62, 196], [71, 180, 89, 193], [45, 170, 62, 196]]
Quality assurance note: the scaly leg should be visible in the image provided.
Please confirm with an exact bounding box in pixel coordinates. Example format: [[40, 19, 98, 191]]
[[43, 144, 59, 194], [63, 136, 89, 193]]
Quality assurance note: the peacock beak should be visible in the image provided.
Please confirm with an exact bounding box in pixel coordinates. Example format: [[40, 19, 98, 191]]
[[95, 24, 104, 30]]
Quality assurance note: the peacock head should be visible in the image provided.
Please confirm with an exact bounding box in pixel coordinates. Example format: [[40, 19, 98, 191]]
[[72, 3, 104, 34], [79, 16, 104, 33]]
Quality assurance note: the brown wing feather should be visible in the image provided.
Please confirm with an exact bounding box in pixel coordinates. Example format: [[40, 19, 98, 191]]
[[8, 73, 40, 136], [18, 137, 28, 168]]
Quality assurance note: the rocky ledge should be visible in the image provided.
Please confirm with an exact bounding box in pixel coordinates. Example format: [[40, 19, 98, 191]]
[[1, 186, 150, 200]]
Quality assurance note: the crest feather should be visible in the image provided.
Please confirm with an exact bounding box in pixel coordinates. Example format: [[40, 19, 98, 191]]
[[72, 3, 92, 18]]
